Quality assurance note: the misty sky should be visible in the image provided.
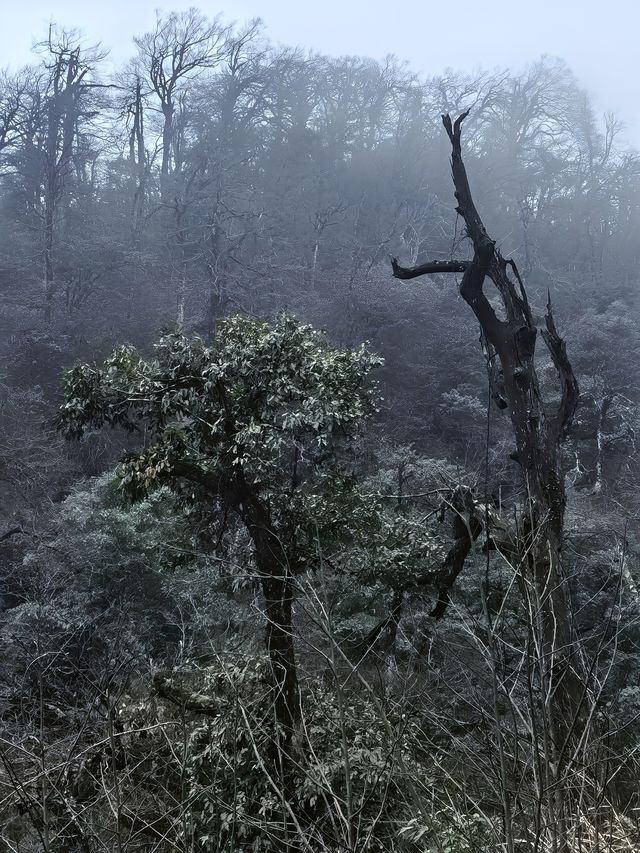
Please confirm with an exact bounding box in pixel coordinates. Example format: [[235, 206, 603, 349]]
[[2, 0, 639, 145]]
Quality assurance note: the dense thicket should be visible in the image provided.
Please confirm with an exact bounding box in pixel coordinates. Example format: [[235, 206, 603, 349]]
[[1, 9, 639, 852]]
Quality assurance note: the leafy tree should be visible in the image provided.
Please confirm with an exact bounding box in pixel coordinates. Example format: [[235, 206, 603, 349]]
[[57, 312, 381, 771]]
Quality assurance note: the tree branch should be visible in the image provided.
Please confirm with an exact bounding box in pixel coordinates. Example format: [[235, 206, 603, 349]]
[[356, 589, 404, 662], [0, 527, 22, 543], [431, 487, 483, 619], [442, 110, 487, 249], [391, 257, 469, 279], [541, 291, 579, 439]]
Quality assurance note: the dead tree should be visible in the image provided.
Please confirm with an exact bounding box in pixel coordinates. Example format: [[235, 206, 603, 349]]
[[392, 111, 583, 731]]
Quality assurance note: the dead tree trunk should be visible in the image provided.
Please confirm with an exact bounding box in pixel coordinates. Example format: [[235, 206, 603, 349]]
[[392, 111, 582, 731]]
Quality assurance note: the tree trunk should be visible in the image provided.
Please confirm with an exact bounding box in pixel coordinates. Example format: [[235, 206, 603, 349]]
[[160, 99, 174, 201], [43, 202, 55, 322], [129, 80, 147, 250], [431, 486, 484, 619], [234, 475, 300, 783], [205, 217, 229, 338]]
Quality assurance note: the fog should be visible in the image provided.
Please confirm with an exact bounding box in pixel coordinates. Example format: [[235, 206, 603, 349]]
[[3, 0, 640, 143], [1, 3, 639, 849]]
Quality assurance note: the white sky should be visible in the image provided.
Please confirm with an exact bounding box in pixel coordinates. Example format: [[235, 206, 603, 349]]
[[2, 0, 639, 144]]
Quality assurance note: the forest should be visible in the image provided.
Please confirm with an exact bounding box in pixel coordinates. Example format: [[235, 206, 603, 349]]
[[1, 6, 640, 852]]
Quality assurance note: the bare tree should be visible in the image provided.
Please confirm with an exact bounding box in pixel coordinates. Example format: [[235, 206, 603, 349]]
[[0, 69, 36, 160], [133, 8, 228, 201], [31, 29, 107, 320], [392, 113, 582, 850]]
